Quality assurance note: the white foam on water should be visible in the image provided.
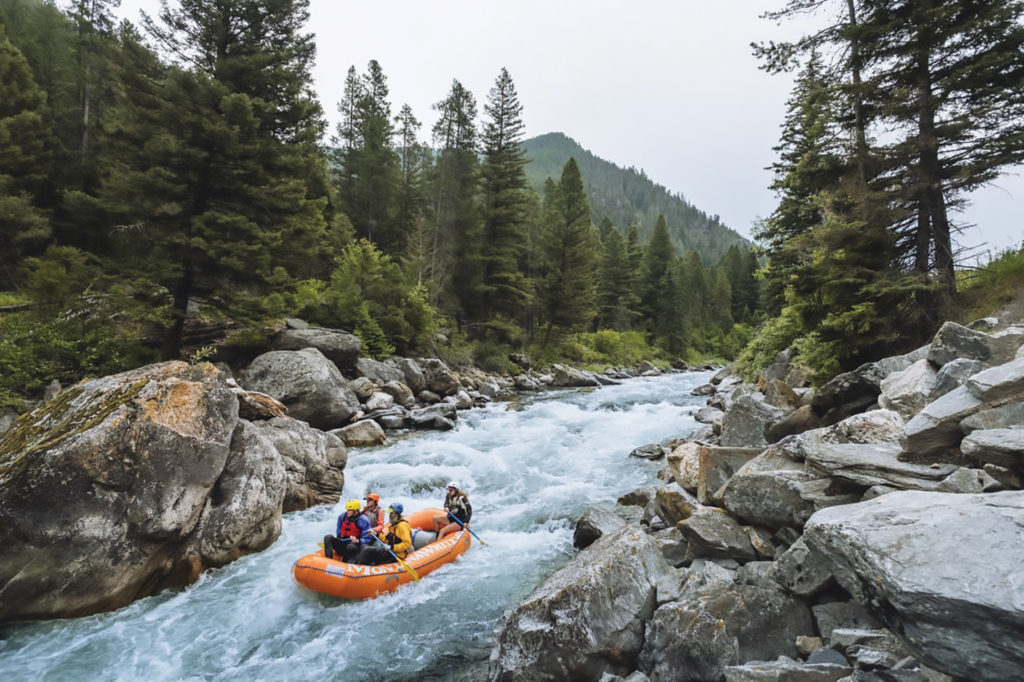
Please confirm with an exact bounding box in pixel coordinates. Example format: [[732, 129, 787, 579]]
[[0, 370, 711, 680]]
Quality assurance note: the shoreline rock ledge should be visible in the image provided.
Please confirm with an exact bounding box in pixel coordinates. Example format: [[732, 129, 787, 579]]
[[0, 361, 345, 623]]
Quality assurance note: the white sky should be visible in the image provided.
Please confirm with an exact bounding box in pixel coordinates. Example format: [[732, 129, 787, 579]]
[[115, 0, 1023, 258]]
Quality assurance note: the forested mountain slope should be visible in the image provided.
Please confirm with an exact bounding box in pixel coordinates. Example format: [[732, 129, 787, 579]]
[[522, 132, 749, 262]]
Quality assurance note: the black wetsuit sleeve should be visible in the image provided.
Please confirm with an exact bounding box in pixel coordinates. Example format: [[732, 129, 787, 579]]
[[464, 498, 472, 524]]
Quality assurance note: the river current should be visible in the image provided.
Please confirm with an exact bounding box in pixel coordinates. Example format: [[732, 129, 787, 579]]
[[0, 370, 710, 681]]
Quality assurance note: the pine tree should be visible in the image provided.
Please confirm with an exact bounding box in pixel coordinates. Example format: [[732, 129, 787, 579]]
[[105, 0, 330, 359], [394, 103, 430, 278], [596, 228, 638, 331], [430, 79, 480, 319], [478, 67, 532, 341], [0, 26, 54, 285], [536, 158, 599, 346], [754, 50, 844, 314], [335, 60, 402, 253], [639, 215, 674, 334]]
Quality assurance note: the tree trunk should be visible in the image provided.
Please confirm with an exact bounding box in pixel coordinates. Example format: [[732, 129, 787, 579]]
[[914, 23, 956, 292]]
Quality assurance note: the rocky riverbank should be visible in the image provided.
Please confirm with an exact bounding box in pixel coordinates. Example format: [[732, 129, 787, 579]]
[[0, 318, 677, 623], [489, 318, 1024, 682]]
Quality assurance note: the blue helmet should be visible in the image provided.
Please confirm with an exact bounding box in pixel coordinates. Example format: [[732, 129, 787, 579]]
[[387, 503, 404, 516]]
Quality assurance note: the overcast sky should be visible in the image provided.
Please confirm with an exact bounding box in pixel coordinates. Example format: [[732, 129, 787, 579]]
[[115, 0, 1023, 258]]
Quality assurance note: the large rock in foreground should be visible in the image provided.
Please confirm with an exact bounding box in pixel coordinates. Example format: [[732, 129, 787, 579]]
[[0, 362, 287, 622], [489, 525, 672, 681], [803, 490, 1024, 680], [640, 577, 815, 681]]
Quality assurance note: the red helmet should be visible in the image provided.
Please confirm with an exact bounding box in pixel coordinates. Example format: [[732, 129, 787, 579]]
[[364, 492, 380, 503]]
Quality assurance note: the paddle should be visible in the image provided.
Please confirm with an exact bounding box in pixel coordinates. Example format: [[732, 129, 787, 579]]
[[447, 511, 488, 546], [372, 533, 420, 581]]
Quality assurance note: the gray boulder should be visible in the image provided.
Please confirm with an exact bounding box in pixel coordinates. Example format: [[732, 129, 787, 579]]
[[271, 324, 361, 370], [927, 321, 1023, 368], [721, 394, 788, 448], [573, 506, 627, 549], [330, 419, 388, 448], [936, 467, 1004, 493], [241, 348, 360, 429], [0, 362, 287, 622], [721, 447, 858, 530], [812, 347, 928, 425], [551, 364, 602, 387], [355, 357, 405, 385], [811, 601, 882, 641], [185, 420, 286, 567], [639, 580, 815, 682], [802, 490, 1024, 680], [420, 358, 462, 395], [348, 376, 376, 400], [900, 386, 984, 460], [249, 416, 346, 512], [380, 380, 415, 408], [667, 442, 702, 492], [490, 526, 671, 681], [629, 443, 666, 460], [406, 403, 458, 429], [654, 483, 702, 525], [770, 537, 835, 597], [960, 428, 1024, 473], [396, 357, 427, 392], [802, 442, 958, 491], [878, 359, 938, 420], [677, 506, 758, 562], [364, 391, 395, 412], [960, 400, 1024, 434], [965, 357, 1024, 404], [930, 358, 986, 400]]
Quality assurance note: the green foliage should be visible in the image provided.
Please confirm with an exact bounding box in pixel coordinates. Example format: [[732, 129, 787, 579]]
[[471, 340, 516, 374], [957, 244, 1024, 322], [734, 307, 803, 380], [297, 239, 438, 357]]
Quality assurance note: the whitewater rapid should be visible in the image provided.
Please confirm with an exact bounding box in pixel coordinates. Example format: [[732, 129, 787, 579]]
[[0, 370, 710, 681]]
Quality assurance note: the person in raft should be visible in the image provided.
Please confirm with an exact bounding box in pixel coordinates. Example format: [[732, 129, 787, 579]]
[[355, 504, 412, 566], [323, 499, 372, 561], [362, 492, 386, 533], [434, 481, 472, 541]]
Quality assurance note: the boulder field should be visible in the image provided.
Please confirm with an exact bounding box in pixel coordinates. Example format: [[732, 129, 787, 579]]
[[489, 319, 1024, 682]]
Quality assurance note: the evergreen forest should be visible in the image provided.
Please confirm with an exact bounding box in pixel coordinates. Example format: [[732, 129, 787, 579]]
[[0, 0, 762, 409], [1, 0, 1023, 410]]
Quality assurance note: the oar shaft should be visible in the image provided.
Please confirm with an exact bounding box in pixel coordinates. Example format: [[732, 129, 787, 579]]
[[373, 533, 419, 581], [447, 511, 487, 546]]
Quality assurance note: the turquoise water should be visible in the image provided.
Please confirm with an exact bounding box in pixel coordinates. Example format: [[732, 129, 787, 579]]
[[0, 371, 710, 681]]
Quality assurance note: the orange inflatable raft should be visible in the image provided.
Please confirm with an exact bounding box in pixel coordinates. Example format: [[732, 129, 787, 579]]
[[292, 507, 471, 599]]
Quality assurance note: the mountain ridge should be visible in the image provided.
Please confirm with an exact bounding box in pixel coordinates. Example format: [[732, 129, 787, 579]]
[[521, 132, 748, 262]]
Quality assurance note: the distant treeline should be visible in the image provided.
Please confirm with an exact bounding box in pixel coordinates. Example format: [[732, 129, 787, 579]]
[[0, 0, 761, 408]]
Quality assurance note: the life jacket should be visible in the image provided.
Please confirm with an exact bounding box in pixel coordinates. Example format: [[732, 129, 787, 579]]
[[386, 518, 413, 559], [338, 514, 363, 540], [445, 492, 471, 524], [363, 506, 385, 532]]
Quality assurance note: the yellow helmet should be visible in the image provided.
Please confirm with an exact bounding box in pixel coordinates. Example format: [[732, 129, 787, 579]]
[[345, 499, 361, 511]]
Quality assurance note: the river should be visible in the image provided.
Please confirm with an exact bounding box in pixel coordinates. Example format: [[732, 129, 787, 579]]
[[0, 370, 711, 681]]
